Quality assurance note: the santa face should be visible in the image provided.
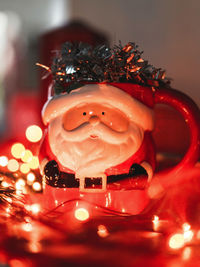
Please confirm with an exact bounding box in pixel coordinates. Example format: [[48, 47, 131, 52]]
[[43, 84, 154, 178], [48, 103, 144, 177]]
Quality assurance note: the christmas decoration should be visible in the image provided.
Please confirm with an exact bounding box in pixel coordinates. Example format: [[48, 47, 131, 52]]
[[38, 42, 200, 215]]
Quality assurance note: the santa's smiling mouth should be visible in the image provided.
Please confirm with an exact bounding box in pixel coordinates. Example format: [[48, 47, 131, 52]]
[[90, 134, 98, 139]]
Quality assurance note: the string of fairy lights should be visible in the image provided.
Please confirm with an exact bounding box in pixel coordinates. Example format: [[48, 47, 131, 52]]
[[0, 124, 199, 262], [0, 124, 43, 193]]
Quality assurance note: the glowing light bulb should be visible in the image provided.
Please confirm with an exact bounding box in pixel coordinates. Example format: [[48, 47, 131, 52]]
[[27, 172, 35, 183], [182, 223, 191, 232], [21, 222, 33, 232], [97, 225, 109, 238], [7, 159, 19, 172], [74, 208, 89, 221], [32, 182, 41, 191], [1, 181, 9, 187], [26, 203, 40, 214], [153, 215, 159, 222], [28, 156, 39, 169], [183, 230, 194, 242], [182, 222, 193, 242], [30, 203, 40, 214], [21, 150, 33, 163], [0, 156, 8, 167], [15, 179, 26, 190], [169, 233, 185, 249], [17, 179, 25, 186], [182, 247, 191, 260], [26, 125, 43, 143], [152, 215, 160, 231], [11, 143, 25, 159], [20, 163, 30, 174]]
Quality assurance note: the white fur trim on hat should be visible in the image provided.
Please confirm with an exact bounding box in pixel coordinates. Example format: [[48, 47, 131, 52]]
[[42, 84, 154, 130]]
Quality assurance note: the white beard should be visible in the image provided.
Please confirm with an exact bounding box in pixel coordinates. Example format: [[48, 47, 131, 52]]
[[48, 116, 144, 178]]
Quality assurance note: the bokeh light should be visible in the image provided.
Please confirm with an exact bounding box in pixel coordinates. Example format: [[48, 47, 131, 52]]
[[7, 159, 19, 172], [21, 222, 33, 232], [32, 182, 41, 191], [97, 225, 109, 238], [169, 233, 185, 249], [182, 223, 191, 232], [15, 179, 26, 190], [182, 247, 192, 260], [28, 156, 39, 169], [1, 181, 9, 187], [21, 150, 33, 163], [0, 156, 8, 167], [30, 204, 40, 214], [11, 143, 25, 159], [25, 125, 43, 143], [27, 172, 35, 183], [20, 163, 30, 174], [74, 208, 89, 221]]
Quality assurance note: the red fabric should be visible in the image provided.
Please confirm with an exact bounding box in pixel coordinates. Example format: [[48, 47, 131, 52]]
[[39, 130, 155, 175]]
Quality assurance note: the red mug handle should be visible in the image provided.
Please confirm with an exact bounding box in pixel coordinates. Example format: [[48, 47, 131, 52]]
[[154, 87, 200, 173]]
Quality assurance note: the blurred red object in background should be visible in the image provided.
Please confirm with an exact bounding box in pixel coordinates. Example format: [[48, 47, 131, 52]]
[[6, 91, 42, 141]]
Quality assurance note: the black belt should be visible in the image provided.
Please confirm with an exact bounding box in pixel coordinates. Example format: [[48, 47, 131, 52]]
[[44, 160, 148, 190]]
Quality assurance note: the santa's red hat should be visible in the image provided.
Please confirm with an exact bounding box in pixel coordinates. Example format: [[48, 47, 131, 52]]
[[40, 42, 169, 130]]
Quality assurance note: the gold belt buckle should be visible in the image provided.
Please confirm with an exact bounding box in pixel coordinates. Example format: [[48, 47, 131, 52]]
[[78, 173, 107, 192]]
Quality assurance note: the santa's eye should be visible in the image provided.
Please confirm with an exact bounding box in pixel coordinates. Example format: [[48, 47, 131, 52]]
[[83, 112, 87, 116], [102, 112, 105, 115]]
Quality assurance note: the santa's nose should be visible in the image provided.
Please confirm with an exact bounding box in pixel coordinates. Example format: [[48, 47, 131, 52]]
[[89, 115, 100, 126]]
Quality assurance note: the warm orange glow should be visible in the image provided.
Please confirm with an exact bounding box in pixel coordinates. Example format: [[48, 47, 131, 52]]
[[20, 163, 30, 174], [36, 62, 51, 72], [183, 230, 194, 243], [74, 208, 89, 221], [21, 222, 33, 232], [5, 196, 12, 203], [15, 179, 26, 190], [32, 182, 41, 191], [169, 233, 185, 249], [152, 215, 160, 231], [11, 143, 25, 159], [7, 159, 19, 172], [0, 156, 8, 167], [21, 150, 33, 163], [182, 247, 192, 260], [182, 223, 191, 232], [28, 241, 42, 253], [197, 230, 200, 239], [56, 71, 65, 75], [182, 223, 193, 242], [153, 215, 159, 222], [9, 259, 26, 267], [1, 181, 9, 187], [28, 156, 39, 169], [97, 225, 109, 238], [25, 125, 43, 143], [26, 203, 40, 214], [27, 172, 36, 183]]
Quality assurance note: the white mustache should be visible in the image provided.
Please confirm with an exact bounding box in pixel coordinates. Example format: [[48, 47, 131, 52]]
[[61, 121, 132, 144]]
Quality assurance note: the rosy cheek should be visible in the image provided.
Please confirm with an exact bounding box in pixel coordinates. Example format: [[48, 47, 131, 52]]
[[62, 110, 87, 131], [101, 112, 129, 132]]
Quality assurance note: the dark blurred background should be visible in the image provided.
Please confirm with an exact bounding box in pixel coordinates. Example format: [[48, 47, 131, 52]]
[[0, 0, 199, 154]]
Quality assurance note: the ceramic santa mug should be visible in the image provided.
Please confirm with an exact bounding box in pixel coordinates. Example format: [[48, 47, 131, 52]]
[[40, 82, 200, 215]]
